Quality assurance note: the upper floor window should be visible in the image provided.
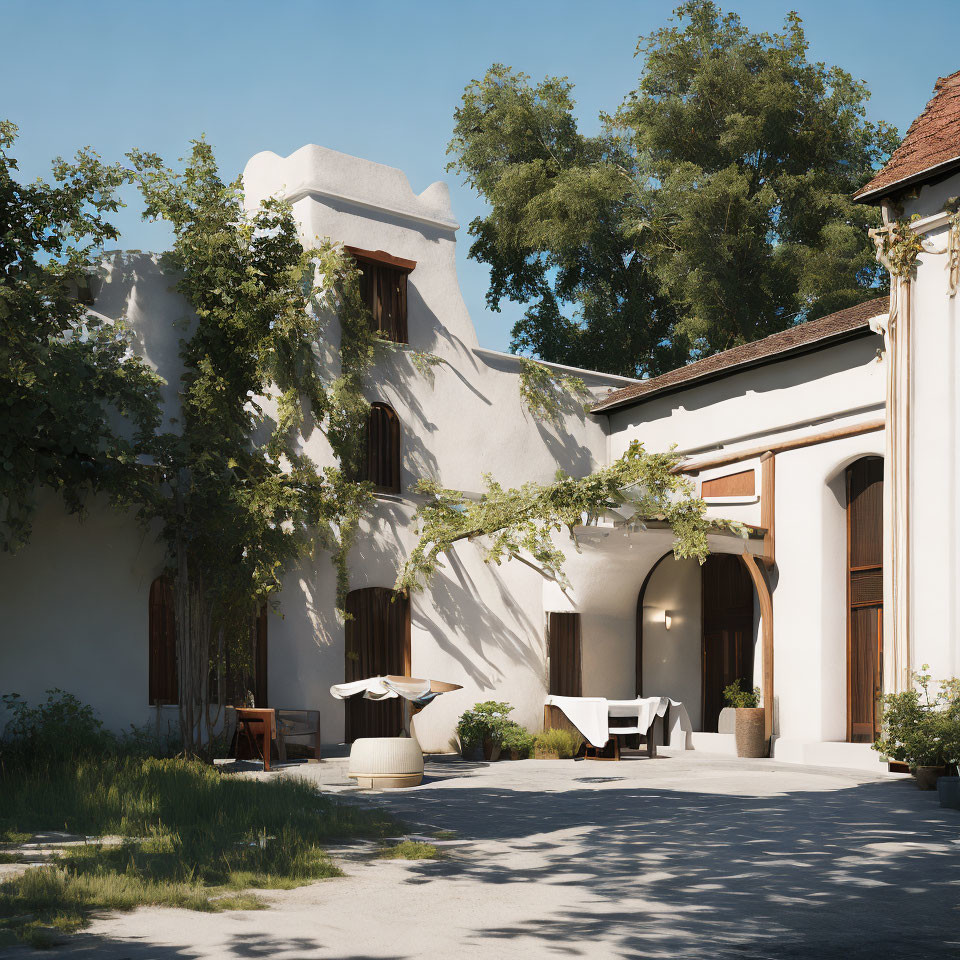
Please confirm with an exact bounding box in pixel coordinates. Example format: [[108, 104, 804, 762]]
[[361, 402, 401, 493], [346, 246, 416, 344]]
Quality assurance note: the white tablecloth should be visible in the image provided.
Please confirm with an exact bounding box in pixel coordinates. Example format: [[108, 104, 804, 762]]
[[545, 695, 691, 749]]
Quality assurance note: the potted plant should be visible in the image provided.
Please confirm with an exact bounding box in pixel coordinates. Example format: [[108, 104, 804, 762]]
[[455, 701, 515, 761], [500, 723, 534, 760], [723, 680, 766, 759], [873, 666, 960, 790]]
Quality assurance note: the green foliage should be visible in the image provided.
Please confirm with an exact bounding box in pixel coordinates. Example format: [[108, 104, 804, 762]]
[[518, 357, 590, 424], [873, 666, 960, 769], [377, 840, 441, 860], [455, 701, 515, 747], [447, 3, 897, 377], [533, 728, 582, 759], [873, 220, 925, 279], [124, 143, 387, 747], [0, 694, 398, 943], [0, 689, 114, 769], [500, 723, 535, 757], [0, 120, 163, 551], [723, 679, 761, 709], [397, 440, 733, 594]]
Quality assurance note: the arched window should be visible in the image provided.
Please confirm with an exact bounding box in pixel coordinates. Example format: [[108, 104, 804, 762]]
[[150, 579, 267, 707], [363, 402, 401, 493], [344, 587, 411, 741], [149, 576, 177, 705]]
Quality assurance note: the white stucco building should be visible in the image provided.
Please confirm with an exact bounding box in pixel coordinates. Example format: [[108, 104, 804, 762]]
[[3, 71, 960, 772]]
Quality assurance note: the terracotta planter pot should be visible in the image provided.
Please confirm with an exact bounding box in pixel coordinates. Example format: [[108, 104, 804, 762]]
[[534, 747, 560, 760], [914, 765, 947, 790], [734, 708, 767, 758], [482, 737, 501, 762]]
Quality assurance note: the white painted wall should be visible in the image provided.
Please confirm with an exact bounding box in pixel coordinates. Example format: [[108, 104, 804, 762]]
[[641, 556, 703, 730], [0, 493, 171, 734], [0, 141, 907, 764], [0, 146, 630, 752], [901, 175, 960, 683], [604, 338, 886, 745]]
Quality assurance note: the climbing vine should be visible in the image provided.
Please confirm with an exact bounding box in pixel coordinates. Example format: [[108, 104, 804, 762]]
[[395, 440, 738, 595], [518, 357, 591, 424], [127, 141, 411, 748], [871, 219, 925, 278]]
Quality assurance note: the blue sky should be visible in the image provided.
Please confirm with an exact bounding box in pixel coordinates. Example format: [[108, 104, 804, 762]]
[[4, 0, 958, 351]]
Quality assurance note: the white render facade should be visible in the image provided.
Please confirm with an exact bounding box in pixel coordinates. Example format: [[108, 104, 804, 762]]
[[2, 85, 958, 771]]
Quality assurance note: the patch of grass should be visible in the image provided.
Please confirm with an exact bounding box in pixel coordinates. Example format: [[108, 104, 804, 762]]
[[378, 840, 441, 860], [431, 830, 457, 840], [533, 728, 583, 759], [0, 755, 399, 944], [2, 865, 268, 946]]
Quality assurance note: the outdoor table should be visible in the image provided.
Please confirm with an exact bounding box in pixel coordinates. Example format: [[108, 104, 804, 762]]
[[234, 707, 275, 771], [544, 696, 689, 759]]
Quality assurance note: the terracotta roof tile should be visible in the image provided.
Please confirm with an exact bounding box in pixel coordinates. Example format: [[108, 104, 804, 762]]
[[592, 296, 888, 413], [855, 69, 960, 202]]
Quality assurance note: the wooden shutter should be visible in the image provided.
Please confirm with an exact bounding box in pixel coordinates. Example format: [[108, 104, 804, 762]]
[[364, 403, 401, 493], [846, 457, 884, 742], [701, 555, 754, 732], [254, 607, 268, 707], [348, 248, 413, 344], [344, 587, 411, 741], [149, 576, 177, 705], [548, 612, 582, 697]]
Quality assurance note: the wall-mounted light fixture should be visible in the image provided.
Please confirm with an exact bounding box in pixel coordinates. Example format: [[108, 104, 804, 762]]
[[664, 610, 673, 631]]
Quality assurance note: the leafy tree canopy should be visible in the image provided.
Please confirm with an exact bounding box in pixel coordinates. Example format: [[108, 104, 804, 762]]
[[447, 1, 899, 377], [396, 441, 734, 596], [0, 121, 162, 551]]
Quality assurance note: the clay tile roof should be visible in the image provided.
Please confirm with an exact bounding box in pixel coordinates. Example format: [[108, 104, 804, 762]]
[[855, 69, 960, 203], [591, 296, 888, 414]]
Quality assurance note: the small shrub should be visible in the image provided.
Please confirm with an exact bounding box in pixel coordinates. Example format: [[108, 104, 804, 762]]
[[874, 666, 960, 769], [0, 690, 115, 770], [723, 679, 761, 709], [500, 723, 535, 758], [533, 728, 582, 759], [455, 701, 514, 748]]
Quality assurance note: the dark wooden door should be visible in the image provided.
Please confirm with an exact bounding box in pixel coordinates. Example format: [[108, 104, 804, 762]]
[[702, 555, 755, 732], [344, 587, 410, 741], [847, 457, 884, 743], [548, 612, 582, 697]]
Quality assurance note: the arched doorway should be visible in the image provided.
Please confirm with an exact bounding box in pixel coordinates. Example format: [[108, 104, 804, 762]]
[[846, 457, 884, 742], [701, 555, 755, 733]]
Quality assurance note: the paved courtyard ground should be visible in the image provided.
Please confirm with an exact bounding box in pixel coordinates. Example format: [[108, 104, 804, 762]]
[[4, 750, 959, 959]]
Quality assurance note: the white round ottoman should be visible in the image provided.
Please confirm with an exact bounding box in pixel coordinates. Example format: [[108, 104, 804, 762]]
[[348, 737, 424, 789]]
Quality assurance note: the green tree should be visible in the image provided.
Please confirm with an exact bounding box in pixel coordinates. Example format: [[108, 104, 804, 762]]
[[0, 121, 162, 552], [128, 142, 376, 751], [447, 2, 899, 378]]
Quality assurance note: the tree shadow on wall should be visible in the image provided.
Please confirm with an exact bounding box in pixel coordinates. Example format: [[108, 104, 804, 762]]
[[411, 550, 545, 691]]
